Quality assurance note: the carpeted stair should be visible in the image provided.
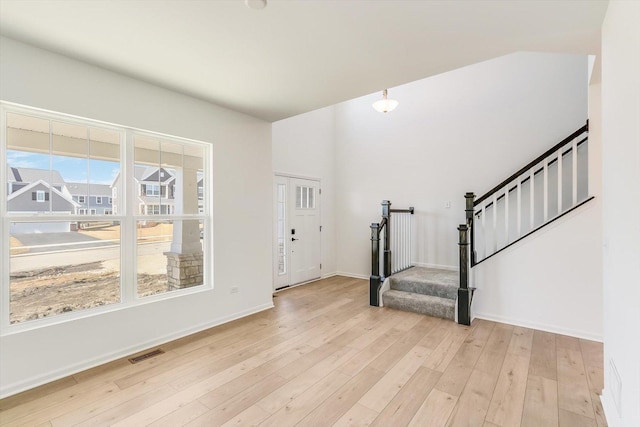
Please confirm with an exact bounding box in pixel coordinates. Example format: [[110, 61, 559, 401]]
[[382, 267, 458, 320]]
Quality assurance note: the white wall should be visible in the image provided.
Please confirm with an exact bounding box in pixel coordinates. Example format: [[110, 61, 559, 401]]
[[472, 200, 602, 340], [600, 1, 640, 426], [0, 37, 273, 397], [334, 52, 589, 275], [272, 106, 337, 277]]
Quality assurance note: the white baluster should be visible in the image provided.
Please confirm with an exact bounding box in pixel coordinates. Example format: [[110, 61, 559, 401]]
[[572, 138, 578, 205], [492, 193, 498, 254], [504, 186, 509, 245], [517, 178, 522, 237], [543, 160, 549, 222], [530, 168, 535, 230], [558, 149, 563, 214], [481, 202, 486, 260]]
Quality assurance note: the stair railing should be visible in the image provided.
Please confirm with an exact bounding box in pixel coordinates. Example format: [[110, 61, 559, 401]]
[[370, 200, 414, 306], [458, 121, 592, 324]]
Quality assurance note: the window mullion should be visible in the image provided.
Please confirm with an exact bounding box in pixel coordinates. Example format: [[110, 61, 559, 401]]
[[122, 130, 136, 304]]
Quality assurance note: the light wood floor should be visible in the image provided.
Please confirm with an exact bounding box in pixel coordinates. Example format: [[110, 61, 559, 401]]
[[0, 276, 607, 427]]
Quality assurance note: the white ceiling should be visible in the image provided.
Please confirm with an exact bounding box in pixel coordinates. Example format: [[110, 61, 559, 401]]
[[0, 0, 608, 122]]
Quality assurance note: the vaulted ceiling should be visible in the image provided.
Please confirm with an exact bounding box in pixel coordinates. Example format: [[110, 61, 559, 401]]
[[0, 0, 608, 122]]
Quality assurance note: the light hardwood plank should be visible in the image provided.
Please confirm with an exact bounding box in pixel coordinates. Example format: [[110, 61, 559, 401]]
[[332, 403, 380, 427], [257, 370, 351, 427], [298, 366, 385, 426], [186, 374, 289, 426], [359, 345, 430, 411], [220, 405, 271, 427], [148, 401, 210, 427], [446, 368, 498, 427], [370, 366, 441, 426], [529, 330, 558, 380], [559, 408, 598, 427], [521, 374, 559, 427], [485, 352, 530, 426], [557, 346, 595, 419], [408, 388, 458, 427]]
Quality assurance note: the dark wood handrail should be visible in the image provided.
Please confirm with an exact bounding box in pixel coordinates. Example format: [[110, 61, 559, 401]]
[[390, 207, 415, 214], [475, 123, 588, 206], [476, 136, 588, 212]]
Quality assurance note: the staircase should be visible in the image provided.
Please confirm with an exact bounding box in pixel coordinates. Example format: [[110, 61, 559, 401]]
[[369, 121, 591, 326], [382, 267, 457, 320]]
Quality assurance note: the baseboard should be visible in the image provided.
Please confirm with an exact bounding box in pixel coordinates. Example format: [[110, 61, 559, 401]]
[[412, 262, 458, 271], [473, 311, 603, 342], [321, 272, 338, 279], [600, 389, 621, 427], [334, 271, 369, 280], [0, 302, 274, 399]]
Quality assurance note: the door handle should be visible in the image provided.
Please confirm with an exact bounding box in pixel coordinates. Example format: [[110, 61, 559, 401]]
[[291, 238, 299, 241]]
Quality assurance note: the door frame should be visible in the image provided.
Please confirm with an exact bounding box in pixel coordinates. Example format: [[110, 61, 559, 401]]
[[272, 173, 322, 291]]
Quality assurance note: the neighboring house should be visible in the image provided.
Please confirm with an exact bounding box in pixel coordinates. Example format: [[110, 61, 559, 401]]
[[66, 182, 113, 215], [6, 167, 79, 233], [111, 167, 204, 215]]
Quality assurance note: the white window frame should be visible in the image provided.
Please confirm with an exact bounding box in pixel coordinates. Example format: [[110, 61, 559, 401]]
[[36, 190, 45, 202], [77, 195, 86, 204], [0, 102, 213, 335], [96, 196, 102, 204], [78, 208, 87, 215]]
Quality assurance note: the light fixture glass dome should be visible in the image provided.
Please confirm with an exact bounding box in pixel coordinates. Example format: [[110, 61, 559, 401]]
[[372, 89, 399, 113]]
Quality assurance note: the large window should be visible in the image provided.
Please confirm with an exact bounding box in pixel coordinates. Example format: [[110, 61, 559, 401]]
[[1, 104, 211, 329]]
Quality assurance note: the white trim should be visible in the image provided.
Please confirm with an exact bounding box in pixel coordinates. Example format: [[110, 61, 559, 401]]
[[473, 311, 603, 342], [334, 271, 369, 280], [0, 302, 273, 399], [601, 389, 621, 427]]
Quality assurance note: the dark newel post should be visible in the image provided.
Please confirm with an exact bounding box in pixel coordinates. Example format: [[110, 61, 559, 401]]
[[381, 200, 391, 277], [465, 192, 476, 265], [370, 222, 381, 306], [458, 224, 471, 325]]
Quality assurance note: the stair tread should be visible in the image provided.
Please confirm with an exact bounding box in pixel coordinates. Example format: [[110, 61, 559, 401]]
[[390, 267, 458, 299]]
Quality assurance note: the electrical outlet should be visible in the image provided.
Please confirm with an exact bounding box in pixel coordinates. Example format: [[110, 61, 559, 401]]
[[445, 201, 451, 209], [230, 287, 239, 294]]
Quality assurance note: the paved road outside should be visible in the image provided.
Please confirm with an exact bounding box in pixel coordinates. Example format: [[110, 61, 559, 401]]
[[10, 241, 172, 273], [12, 232, 114, 253]]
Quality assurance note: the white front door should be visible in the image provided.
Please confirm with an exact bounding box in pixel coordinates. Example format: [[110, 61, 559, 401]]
[[273, 176, 321, 289]]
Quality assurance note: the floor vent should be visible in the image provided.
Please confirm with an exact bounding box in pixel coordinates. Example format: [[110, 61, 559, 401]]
[[128, 349, 165, 364]]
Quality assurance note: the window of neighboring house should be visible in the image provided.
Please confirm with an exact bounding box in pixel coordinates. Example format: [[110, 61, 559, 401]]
[[2, 104, 211, 329], [146, 184, 160, 196], [35, 191, 46, 202]]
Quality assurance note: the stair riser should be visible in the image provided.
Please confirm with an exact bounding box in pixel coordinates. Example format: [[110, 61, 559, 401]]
[[383, 295, 455, 321]]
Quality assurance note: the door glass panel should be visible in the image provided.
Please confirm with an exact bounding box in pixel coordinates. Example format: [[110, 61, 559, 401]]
[[277, 183, 286, 275]]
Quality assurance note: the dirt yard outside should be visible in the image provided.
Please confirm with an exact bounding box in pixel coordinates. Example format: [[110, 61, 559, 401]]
[[8, 223, 183, 324]]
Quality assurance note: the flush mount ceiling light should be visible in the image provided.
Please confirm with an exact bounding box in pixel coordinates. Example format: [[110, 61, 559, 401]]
[[372, 89, 399, 113], [245, 0, 267, 10]]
